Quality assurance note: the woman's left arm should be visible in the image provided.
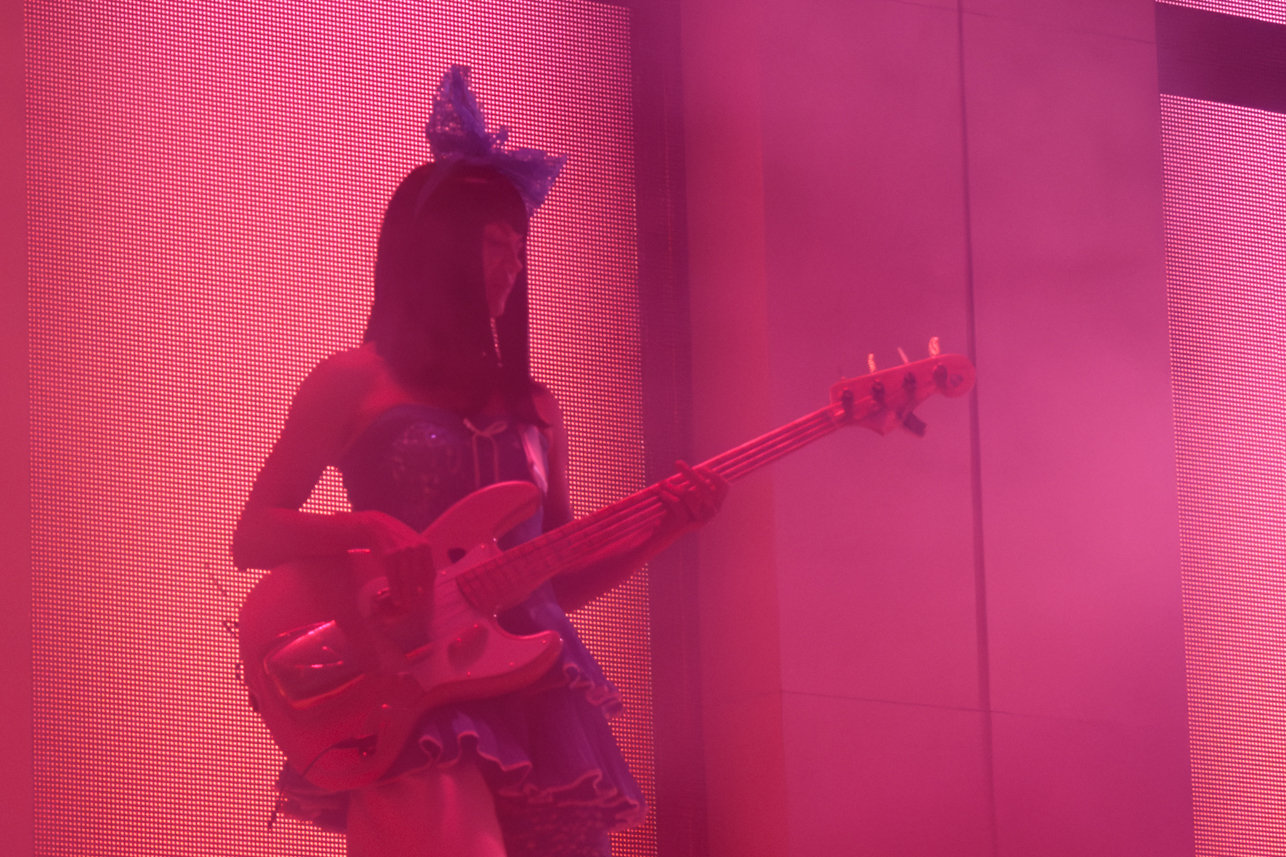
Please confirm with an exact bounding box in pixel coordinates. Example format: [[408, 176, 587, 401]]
[[533, 388, 727, 612]]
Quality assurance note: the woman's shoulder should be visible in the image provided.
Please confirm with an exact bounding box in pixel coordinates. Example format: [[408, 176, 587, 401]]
[[309, 342, 384, 382], [307, 342, 391, 392], [260, 345, 388, 469], [289, 344, 385, 423]]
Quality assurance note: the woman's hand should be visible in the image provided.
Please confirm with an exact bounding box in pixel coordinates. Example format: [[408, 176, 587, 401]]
[[653, 460, 729, 546], [552, 461, 728, 612], [353, 510, 435, 607]]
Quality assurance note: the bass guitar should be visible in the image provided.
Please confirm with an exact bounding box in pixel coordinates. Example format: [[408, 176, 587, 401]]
[[238, 349, 975, 791]]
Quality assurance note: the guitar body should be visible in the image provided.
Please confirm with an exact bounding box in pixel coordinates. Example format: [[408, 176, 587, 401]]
[[238, 481, 563, 792]]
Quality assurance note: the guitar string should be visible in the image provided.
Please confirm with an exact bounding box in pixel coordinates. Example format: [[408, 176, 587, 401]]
[[437, 406, 822, 619], [508, 369, 935, 594], [460, 408, 846, 610], [483, 415, 844, 606], [390, 372, 943, 642], [462, 409, 833, 600], [401, 412, 845, 645], [461, 409, 844, 608], [484, 418, 841, 609], [467, 409, 837, 595]]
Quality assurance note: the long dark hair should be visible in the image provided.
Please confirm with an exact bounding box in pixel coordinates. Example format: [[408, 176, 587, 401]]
[[365, 161, 542, 421]]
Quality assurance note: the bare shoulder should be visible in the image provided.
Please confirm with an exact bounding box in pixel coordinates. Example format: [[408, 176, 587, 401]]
[[310, 342, 382, 382], [284, 344, 384, 444], [298, 344, 381, 400]]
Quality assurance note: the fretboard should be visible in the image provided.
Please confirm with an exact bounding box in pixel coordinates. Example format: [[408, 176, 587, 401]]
[[455, 399, 848, 613]]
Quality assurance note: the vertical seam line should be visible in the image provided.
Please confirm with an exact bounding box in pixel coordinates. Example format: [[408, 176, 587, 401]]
[[956, 3, 1000, 854]]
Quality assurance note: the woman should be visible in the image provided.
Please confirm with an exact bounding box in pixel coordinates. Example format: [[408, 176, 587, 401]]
[[233, 69, 725, 857]]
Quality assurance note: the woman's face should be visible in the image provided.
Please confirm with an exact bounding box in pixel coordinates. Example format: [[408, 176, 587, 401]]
[[482, 221, 525, 318]]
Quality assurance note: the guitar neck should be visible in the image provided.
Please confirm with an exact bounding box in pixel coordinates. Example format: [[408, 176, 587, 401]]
[[455, 401, 846, 613]]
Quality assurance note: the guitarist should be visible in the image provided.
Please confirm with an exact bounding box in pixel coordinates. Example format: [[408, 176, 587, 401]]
[[232, 68, 726, 857]]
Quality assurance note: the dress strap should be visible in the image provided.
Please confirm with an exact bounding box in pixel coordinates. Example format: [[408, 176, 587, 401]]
[[520, 425, 549, 497], [462, 418, 508, 490]]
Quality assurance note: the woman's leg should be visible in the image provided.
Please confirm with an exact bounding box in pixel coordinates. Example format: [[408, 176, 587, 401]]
[[346, 758, 506, 857]]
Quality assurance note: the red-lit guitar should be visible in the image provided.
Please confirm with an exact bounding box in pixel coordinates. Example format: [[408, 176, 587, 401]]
[[238, 351, 975, 791]]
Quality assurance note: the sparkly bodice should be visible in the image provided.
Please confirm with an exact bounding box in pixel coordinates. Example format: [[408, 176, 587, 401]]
[[338, 403, 544, 546]]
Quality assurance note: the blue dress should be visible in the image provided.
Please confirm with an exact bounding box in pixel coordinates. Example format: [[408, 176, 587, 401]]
[[274, 404, 645, 856]]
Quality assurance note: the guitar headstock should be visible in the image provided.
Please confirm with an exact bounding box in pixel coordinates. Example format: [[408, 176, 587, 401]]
[[829, 348, 975, 436]]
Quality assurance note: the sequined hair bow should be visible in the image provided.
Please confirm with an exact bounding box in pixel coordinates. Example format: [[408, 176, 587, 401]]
[[414, 65, 566, 216]]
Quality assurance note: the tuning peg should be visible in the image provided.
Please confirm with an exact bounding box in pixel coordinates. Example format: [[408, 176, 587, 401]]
[[902, 412, 927, 437], [897, 347, 910, 365], [867, 353, 877, 374], [928, 336, 941, 358]]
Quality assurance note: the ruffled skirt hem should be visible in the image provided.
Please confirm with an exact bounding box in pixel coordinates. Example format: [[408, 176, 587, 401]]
[[272, 661, 645, 841]]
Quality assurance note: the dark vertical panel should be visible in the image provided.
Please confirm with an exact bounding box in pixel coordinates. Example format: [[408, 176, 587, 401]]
[[677, 0, 793, 853], [629, 2, 708, 855]]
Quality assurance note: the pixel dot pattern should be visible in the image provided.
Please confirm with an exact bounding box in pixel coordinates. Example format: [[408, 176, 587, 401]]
[[28, 2, 653, 855]]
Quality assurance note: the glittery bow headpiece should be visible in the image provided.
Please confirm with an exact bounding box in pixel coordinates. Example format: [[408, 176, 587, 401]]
[[415, 65, 566, 216]]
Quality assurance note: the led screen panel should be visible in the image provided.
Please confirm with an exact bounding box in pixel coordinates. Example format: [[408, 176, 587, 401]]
[[28, 2, 654, 855], [1158, 0, 1286, 25], [1161, 94, 1286, 855]]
